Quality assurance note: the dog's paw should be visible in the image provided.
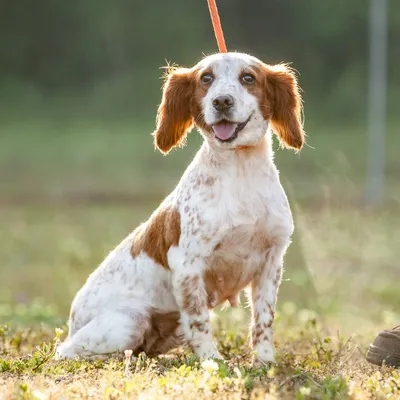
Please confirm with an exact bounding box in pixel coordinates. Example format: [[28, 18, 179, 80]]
[[195, 340, 224, 362], [198, 348, 224, 362], [54, 342, 75, 360], [252, 344, 276, 367]]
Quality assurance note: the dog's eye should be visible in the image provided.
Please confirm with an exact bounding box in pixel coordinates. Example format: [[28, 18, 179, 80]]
[[242, 74, 256, 84], [200, 73, 213, 84]]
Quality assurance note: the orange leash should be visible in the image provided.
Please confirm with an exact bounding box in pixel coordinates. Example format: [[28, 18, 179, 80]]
[[207, 0, 227, 53]]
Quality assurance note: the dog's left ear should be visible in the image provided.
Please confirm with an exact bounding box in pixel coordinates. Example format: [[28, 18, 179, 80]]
[[265, 64, 305, 150], [153, 67, 194, 154]]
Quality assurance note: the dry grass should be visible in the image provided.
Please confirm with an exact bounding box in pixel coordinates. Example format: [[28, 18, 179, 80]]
[[1, 310, 399, 399]]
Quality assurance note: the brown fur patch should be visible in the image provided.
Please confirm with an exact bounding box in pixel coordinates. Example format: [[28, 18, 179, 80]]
[[153, 68, 194, 154], [131, 205, 181, 269], [152, 65, 212, 154], [190, 320, 206, 332], [252, 323, 264, 346], [267, 303, 275, 319], [204, 176, 215, 186], [150, 311, 180, 338], [243, 63, 305, 150], [204, 226, 270, 308], [135, 311, 182, 357]]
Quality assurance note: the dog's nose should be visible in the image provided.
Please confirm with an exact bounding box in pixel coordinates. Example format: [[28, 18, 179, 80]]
[[212, 95, 234, 111]]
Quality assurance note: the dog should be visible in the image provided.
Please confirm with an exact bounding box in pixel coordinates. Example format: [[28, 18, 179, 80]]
[[55, 52, 305, 364]]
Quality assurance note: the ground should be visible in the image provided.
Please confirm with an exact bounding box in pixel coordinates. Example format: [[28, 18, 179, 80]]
[[0, 119, 399, 399], [1, 307, 399, 399]]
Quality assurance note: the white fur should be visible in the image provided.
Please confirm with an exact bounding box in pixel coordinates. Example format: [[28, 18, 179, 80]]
[[56, 53, 297, 364], [200, 53, 268, 149]]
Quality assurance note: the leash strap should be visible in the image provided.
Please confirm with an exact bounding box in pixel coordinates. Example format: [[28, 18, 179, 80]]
[[207, 0, 228, 53]]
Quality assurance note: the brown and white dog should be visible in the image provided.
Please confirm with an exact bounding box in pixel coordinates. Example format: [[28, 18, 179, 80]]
[[55, 52, 305, 364]]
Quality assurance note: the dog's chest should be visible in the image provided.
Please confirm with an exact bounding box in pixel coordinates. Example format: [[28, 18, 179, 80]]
[[179, 165, 277, 307], [203, 223, 270, 307], [180, 161, 274, 236]]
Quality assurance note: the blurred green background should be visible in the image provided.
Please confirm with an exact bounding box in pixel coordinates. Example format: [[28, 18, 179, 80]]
[[0, 1, 399, 334]]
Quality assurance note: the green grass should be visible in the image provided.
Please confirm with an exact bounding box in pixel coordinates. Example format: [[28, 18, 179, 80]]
[[1, 117, 400, 398], [1, 117, 400, 203], [1, 204, 399, 326]]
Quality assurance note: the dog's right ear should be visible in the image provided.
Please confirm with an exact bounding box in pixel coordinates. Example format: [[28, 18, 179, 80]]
[[153, 67, 194, 154]]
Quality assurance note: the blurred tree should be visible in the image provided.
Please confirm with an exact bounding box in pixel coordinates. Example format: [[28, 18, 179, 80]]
[[0, 0, 398, 120]]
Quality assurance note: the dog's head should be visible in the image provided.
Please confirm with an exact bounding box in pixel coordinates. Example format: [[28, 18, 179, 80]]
[[153, 52, 305, 153]]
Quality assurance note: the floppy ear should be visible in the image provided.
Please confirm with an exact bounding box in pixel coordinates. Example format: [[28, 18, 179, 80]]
[[153, 67, 194, 154], [266, 64, 305, 150]]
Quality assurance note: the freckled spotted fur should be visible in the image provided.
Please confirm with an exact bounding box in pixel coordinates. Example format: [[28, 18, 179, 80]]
[[55, 52, 305, 364]]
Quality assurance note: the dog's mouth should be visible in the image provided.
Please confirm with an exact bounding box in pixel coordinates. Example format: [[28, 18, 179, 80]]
[[211, 115, 252, 143]]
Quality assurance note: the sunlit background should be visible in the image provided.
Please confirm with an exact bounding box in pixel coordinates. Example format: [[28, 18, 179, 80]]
[[1, 1, 399, 337]]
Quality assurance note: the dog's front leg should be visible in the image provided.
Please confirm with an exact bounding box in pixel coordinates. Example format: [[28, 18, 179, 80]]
[[169, 248, 222, 360], [250, 241, 289, 365]]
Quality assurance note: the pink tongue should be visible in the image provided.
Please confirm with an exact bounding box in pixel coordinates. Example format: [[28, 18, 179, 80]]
[[212, 122, 238, 140]]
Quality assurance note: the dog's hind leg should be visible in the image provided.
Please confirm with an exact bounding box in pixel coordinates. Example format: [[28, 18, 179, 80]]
[[55, 310, 150, 360]]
